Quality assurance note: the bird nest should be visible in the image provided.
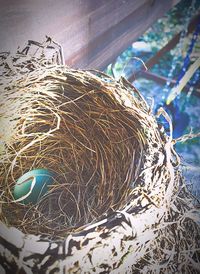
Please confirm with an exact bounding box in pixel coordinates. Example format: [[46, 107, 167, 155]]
[[0, 39, 200, 273]]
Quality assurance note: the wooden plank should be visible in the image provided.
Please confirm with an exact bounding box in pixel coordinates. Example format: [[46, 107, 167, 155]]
[[57, 0, 149, 63], [139, 70, 176, 85], [65, 0, 180, 69], [0, 0, 179, 70], [139, 70, 200, 97]]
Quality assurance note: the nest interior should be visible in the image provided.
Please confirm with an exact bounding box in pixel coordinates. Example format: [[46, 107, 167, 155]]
[[0, 55, 150, 236]]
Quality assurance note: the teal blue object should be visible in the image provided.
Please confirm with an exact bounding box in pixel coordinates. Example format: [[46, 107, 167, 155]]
[[13, 169, 56, 205]]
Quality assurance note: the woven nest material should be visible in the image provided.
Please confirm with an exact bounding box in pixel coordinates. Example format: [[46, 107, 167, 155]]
[[0, 39, 200, 273]]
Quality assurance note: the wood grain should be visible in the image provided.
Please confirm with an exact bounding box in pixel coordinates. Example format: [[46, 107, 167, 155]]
[[0, 0, 179, 69]]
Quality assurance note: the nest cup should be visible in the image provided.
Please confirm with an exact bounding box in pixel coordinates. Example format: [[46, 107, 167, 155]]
[[0, 62, 150, 236]]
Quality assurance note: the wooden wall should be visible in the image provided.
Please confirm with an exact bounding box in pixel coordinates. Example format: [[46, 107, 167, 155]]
[[0, 0, 179, 70]]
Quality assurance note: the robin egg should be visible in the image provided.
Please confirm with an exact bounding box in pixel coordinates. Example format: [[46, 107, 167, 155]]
[[13, 169, 56, 205]]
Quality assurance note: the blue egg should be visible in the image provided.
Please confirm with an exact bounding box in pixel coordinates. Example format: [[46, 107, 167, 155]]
[[13, 169, 56, 205]]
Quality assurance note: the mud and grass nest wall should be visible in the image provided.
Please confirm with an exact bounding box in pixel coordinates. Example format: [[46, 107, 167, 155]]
[[0, 40, 199, 273]]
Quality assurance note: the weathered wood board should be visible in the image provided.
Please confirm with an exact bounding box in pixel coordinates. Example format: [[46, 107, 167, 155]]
[[0, 0, 179, 70]]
